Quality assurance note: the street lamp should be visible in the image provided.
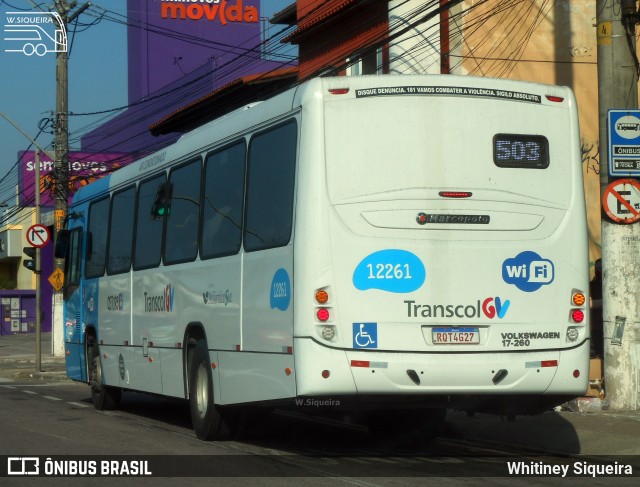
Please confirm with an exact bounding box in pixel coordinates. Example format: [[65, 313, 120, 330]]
[[0, 111, 46, 372]]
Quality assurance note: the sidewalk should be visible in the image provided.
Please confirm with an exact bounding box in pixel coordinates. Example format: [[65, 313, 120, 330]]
[[1, 333, 639, 459], [446, 408, 640, 457], [0, 332, 67, 381]]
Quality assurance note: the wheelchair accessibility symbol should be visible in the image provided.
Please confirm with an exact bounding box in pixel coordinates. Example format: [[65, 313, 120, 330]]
[[353, 322, 378, 349]]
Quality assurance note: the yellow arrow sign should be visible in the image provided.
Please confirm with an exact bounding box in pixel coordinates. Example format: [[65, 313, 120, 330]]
[[48, 268, 64, 292]]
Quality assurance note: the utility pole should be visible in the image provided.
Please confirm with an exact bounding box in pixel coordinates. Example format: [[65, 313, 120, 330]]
[[597, 0, 640, 410], [52, 0, 91, 258], [51, 0, 91, 356]]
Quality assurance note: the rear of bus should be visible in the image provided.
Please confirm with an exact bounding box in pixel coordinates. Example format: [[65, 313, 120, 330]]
[[292, 75, 589, 416]]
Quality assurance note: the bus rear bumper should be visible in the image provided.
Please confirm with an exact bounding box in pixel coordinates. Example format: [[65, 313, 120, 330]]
[[294, 338, 589, 397]]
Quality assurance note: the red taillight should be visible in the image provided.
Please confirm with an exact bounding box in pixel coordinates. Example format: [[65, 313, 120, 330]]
[[541, 360, 558, 368], [317, 308, 330, 322], [439, 191, 472, 198], [329, 88, 350, 95], [571, 309, 585, 323], [573, 369, 580, 378], [322, 370, 330, 378], [545, 95, 564, 103]]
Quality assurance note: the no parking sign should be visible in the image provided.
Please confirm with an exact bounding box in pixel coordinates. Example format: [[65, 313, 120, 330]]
[[602, 178, 640, 224]]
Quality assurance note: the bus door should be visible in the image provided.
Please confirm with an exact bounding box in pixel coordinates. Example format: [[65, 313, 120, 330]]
[[61, 226, 87, 381]]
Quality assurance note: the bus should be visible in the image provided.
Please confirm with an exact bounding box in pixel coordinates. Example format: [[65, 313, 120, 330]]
[[56, 75, 590, 441]]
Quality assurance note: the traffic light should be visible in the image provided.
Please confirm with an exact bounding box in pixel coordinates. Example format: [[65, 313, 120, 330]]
[[23, 246, 36, 272], [151, 182, 172, 220]]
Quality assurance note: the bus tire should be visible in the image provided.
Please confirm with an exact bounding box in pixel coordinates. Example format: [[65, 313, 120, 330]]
[[87, 338, 121, 410], [188, 340, 233, 440]]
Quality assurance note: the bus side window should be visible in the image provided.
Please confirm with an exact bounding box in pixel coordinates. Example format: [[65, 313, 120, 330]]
[[85, 197, 109, 278], [164, 159, 201, 265], [134, 174, 166, 270], [244, 120, 297, 252], [63, 228, 82, 297], [202, 141, 246, 259], [107, 186, 135, 275]]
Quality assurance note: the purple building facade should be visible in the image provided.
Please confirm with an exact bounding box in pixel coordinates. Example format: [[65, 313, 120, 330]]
[[81, 0, 293, 156]]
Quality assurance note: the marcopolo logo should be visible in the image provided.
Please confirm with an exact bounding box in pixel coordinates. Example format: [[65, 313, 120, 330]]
[[143, 285, 175, 312], [160, 0, 259, 24], [4, 12, 67, 57], [503, 251, 554, 292]]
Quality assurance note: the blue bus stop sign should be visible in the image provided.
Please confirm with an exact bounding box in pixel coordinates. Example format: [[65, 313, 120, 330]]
[[608, 109, 640, 177]]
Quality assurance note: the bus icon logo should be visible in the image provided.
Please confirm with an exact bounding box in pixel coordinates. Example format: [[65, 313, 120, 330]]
[[7, 457, 39, 475], [4, 11, 67, 56], [502, 251, 555, 292], [615, 115, 640, 140]]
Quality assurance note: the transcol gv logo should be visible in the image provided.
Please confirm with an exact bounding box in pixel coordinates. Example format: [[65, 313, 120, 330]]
[[502, 251, 554, 292], [143, 285, 175, 313], [404, 296, 510, 319]]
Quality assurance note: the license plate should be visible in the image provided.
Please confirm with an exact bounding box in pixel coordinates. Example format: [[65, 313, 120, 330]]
[[432, 327, 480, 344]]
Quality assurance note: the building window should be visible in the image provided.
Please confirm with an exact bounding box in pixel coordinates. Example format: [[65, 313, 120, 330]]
[[346, 48, 383, 75]]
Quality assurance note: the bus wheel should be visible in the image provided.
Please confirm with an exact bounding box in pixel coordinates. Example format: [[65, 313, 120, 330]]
[[188, 341, 233, 440], [87, 338, 121, 410]]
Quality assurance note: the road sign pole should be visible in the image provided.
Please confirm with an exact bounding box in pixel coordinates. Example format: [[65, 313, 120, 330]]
[[35, 150, 42, 373]]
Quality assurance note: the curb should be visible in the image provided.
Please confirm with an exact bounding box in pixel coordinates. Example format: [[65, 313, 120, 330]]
[[3, 368, 70, 381]]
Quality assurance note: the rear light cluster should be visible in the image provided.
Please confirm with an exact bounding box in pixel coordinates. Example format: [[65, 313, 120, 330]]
[[315, 288, 336, 342], [567, 290, 586, 342]]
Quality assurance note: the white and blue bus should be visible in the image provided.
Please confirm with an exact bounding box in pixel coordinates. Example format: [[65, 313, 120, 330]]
[[57, 75, 590, 440]]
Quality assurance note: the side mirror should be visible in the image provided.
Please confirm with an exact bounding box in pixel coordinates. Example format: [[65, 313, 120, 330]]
[[86, 231, 93, 259], [54, 229, 70, 259]]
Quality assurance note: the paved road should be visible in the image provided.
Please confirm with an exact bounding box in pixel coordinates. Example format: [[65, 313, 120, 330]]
[[1, 334, 639, 484], [1, 379, 638, 486]]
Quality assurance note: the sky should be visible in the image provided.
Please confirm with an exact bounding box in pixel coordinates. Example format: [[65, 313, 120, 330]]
[[0, 0, 292, 207]]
